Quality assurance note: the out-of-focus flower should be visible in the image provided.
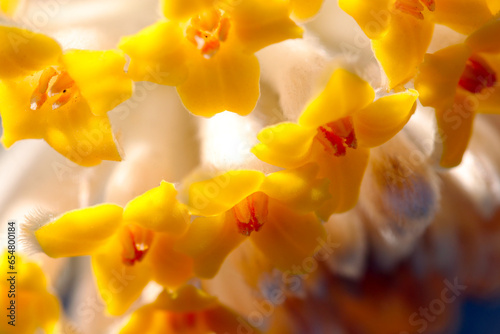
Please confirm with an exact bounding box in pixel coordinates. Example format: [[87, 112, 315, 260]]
[[415, 17, 500, 167], [0, 251, 60, 334], [30, 181, 193, 315], [0, 0, 19, 16], [119, 0, 303, 117], [0, 26, 132, 166], [253, 69, 418, 219], [120, 284, 259, 334], [339, 0, 497, 89], [176, 166, 328, 278]]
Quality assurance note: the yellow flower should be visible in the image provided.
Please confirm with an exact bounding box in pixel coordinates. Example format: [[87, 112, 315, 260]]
[[252, 69, 418, 219], [0, 26, 133, 166], [339, 0, 496, 89], [415, 16, 500, 168], [176, 166, 329, 278], [32, 181, 193, 315], [0, 252, 60, 334], [119, 0, 303, 117], [120, 284, 259, 334]]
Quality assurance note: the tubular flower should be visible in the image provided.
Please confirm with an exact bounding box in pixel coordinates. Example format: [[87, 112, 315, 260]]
[[119, 0, 303, 117], [176, 166, 329, 278], [339, 0, 496, 89], [0, 26, 133, 167], [120, 284, 259, 334], [252, 69, 418, 219], [415, 17, 500, 168], [0, 252, 60, 334], [32, 181, 193, 315]]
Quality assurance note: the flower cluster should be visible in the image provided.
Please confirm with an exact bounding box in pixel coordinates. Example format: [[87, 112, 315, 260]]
[[1, 0, 500, 333]]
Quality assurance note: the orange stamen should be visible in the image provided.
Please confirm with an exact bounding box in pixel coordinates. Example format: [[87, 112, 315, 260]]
[[315, 116, 357, 157], [30, 67, 77, 111], [232, 192, 269, 236], [458, 55, 497, 94], [185, 9, 231, 59], [394, 0, 435, 19], [120, 224, 154, 266]]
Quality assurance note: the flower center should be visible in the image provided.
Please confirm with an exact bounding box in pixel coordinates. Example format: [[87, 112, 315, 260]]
[[394, 0, 435, 19], [231, 192, 269, 236], [185, 9, 230, 59], [458, 55, 497, 94], [30, 66, 77, 111], [120, 224, 154, 266], [315, 116, 357, 157]]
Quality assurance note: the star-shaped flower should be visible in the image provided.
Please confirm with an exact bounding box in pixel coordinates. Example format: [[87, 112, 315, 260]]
[[0, 26, 133, 166], [252, 69, 418, 219], [119, 0, 303, 117], [31, 181, 193, 315], [415, 16, 500, 167], [176, 165, 329, 278], [339, 0, 497, 89]]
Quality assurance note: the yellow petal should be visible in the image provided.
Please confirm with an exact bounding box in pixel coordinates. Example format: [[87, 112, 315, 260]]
[[436, 92, 476, 168], [290, 0, 324, 20], [150, 234, 194, 288], [92, 235, 152, 315], [299, 69, 375, 128], [119, 21, 190, 86], [372, 12, 434, 89], [123, 181, 190, 234], [466, 16, 500, 53], [175, 215, 246, 278], [188, 170, 265, 216], [434, 0, 494, 35], [176, 46, 260, 117], [230, 0, 303, 53], [161, 0, 214, 20], [260, 163, 331, 212], [415, 44, 472, 110], [0, 78, 44, 146], [313, 146, 370, 219], [252, 122, 316, 168], [35, 204, 123, 258], [0, 26, 62, 80], [488, 0, 500, 15], [205, 306, 261, 333], [353, 90, 418, 148], [338, 0, 392, 39], [62, 50, 133, 116], [250, 198, 326, 271]]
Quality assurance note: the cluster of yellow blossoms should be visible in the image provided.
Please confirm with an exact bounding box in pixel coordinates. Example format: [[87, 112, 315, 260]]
[[1, 0, 500, 333]]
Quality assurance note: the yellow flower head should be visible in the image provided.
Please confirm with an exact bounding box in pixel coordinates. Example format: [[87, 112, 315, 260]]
[[120, 285, 260, 334], [415, 16, 500, 168], [339, 0, 497, 89], [176, 166, 329, 278], [0, 252, 60, 334], [0, 26, 133, 166], [252, 69, 418, 219], [119, 0, 303, 117], [32, 181, 193, 315]]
